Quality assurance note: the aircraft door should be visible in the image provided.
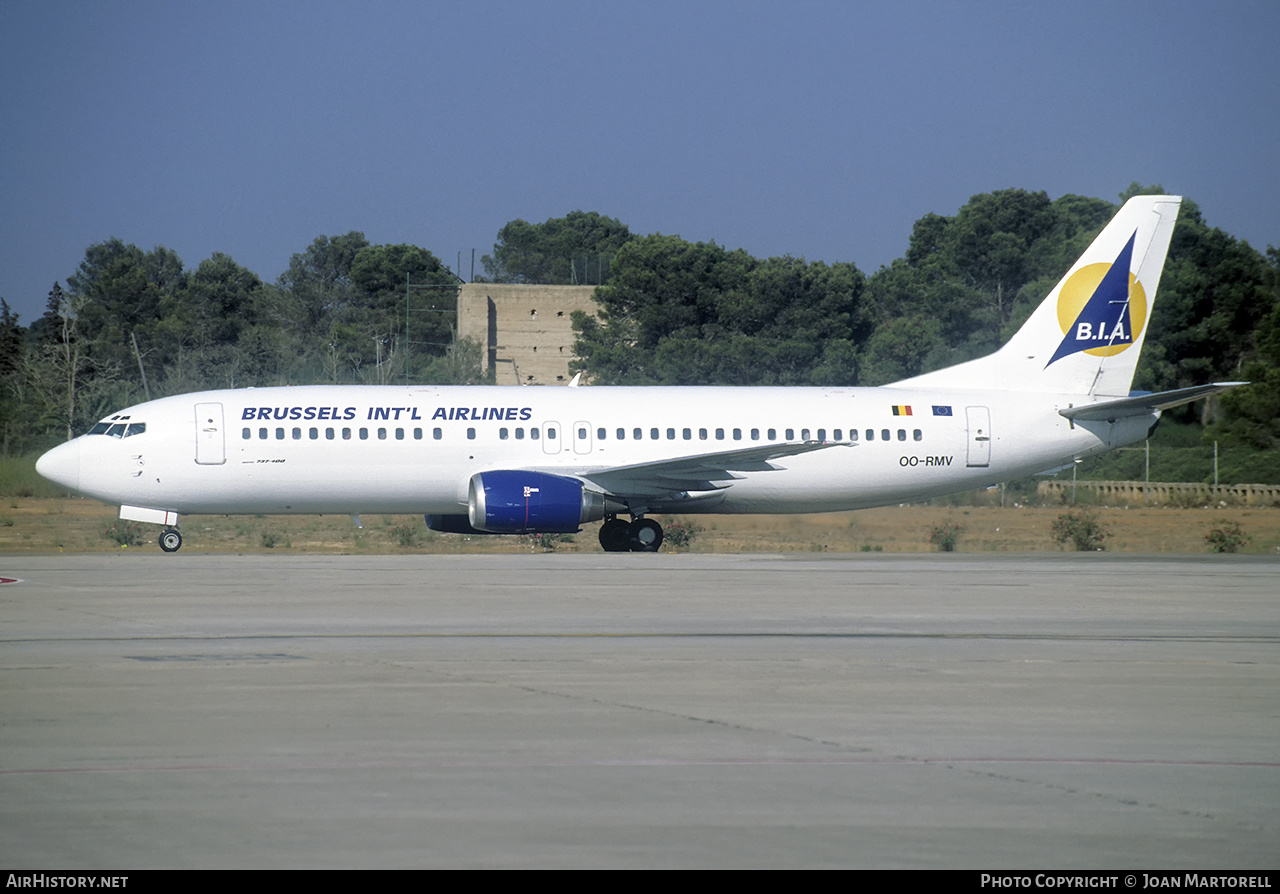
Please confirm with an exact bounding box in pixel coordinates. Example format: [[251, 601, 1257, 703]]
[[194, 402, 226, 465], [541, 421, 562, 455], [572, 421, 592, 455], [965, 406, 991, 468]]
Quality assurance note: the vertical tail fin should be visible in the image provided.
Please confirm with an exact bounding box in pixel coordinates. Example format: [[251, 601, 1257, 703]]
[[891, 195, 1181, 396]]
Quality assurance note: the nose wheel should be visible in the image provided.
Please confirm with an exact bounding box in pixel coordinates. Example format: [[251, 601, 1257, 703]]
[[158, 528, 183, 553]]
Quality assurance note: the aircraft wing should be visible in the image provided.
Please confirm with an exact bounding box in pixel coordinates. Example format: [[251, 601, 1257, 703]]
[[574, 441, 853, 499], [1058, 382, 1247, 422]]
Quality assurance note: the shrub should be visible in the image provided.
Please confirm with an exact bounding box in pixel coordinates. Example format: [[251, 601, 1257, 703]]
[[1050, 511, 1109, 551], [664, 520, 703, 550], [103, 521, 144, 547], [1205, 520, 1248, 553], [929, 520, 963, 552], [519, 532, 573, 551], [260, 530, 281, 549], [389, 523, 419, 548]]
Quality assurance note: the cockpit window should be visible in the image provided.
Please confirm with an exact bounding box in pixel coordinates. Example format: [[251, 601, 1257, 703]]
[[88, 420, 145, 437]]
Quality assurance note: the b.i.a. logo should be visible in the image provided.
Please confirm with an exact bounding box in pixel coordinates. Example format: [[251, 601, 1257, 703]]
[[1047, 231, 1148, 367]]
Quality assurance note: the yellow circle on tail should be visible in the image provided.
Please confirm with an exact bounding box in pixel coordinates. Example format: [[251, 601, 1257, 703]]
[[1055, 262, 1147, 357]]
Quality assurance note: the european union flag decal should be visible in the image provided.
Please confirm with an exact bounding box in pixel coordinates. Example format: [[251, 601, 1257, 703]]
[[932, 405, 952, 416]]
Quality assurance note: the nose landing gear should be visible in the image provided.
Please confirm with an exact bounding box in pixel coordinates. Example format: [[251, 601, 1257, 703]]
[[158, 528, 183, 552]]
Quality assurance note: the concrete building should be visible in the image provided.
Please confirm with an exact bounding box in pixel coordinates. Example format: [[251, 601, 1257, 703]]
[[457, 283, 599, 386]]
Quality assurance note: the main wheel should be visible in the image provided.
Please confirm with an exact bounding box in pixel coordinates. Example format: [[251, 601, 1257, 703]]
[[598, 517, 632, 552], [159, 529, 183, 553], [628, 518, 664, 552]]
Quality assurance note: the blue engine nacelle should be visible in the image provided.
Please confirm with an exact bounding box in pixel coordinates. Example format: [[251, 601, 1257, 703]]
[[468, 470, 613, 534], [424, 514, 487, 534]]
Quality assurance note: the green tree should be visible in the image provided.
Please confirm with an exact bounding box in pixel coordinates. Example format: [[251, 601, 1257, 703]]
[[350, 243, 458, 382], [22, 284, 118, 441], [573, 235, 866, 385], [482, 211, 633, 284], [276, 231, 371, 338]]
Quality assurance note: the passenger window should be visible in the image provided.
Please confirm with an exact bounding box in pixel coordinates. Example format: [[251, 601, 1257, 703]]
[[377, 428, 386, 440], [881, 429, 890, 441], [801, 428, 810, 440], [343, 428, 352, 440], [733, 428, 742, 440], [616, 428, 625, 440], [309, 428, 318, 440], [715, 428, 725, 440], [547, 427, 556, 439], [682, 428, 691, 440], [433, 428, 443, 440], [833, 429, 841, 441], [276, 428, 285, 440], [699, 428, 707, 440], [359, 428, 368, 440], [633, 428, 642, 440], [817, 429, 826, 441], [850, 430, 858, 442], [293, 428, 302, 440], [913, 429, 922, 441], [467, 428, 476, 440], [531, 428, 540, 440], [499, 428, 509, 440], [767, 429, 777, 440], [326, 428, 335, 440], [413, 428, 422, 440], [897, 429, 906, 441], [260, 428, 269, 440], [578, 427, 587, 440], [666, 428, 676, 440], [598, 428, 606, 440], [242, 428, 251, 440], [785, 429, 794, 440], [866, 429, 875, 441], [650, 428, 659, 440], [751, 428, 760, 440], [395, 428, 404, 440], [515, 428, 525, 440]]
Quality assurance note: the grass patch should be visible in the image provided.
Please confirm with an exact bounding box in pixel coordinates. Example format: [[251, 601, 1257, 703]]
[[0, 455, 67, 498]]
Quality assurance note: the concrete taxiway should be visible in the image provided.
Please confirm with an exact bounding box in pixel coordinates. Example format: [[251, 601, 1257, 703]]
[[1, 553, 1276, 868]]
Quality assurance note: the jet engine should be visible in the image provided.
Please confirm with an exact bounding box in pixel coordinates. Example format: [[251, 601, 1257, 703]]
[[466, 470, 618, 534]]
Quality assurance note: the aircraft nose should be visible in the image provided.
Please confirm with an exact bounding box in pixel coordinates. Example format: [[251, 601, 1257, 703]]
[[36, 439, 81, 492]]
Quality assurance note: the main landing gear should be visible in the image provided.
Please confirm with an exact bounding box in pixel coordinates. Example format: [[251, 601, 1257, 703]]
[[158, 528, 183, 552], [598, 515, 664, 553]]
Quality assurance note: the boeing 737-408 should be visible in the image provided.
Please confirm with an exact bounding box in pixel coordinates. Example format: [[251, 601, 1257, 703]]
[[36, 196, 1242, 552]]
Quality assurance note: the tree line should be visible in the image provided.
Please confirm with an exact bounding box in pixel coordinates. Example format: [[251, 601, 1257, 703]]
[[0, 233, 475, 452], [2, 191, 1276, 473]]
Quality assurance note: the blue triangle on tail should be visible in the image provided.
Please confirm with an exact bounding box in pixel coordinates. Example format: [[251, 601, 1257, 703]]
[[1046, 231, 1137, 367]]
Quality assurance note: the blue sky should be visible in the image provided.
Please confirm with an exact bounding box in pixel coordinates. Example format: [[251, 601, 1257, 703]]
[[2, 0, 1277, 324]]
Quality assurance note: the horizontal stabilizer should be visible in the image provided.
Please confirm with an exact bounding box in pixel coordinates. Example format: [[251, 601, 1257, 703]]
[[1058, 382, 1246, 422]]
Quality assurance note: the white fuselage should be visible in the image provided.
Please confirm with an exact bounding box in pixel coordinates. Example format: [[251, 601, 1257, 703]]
[[38, 384, 1154, 519]]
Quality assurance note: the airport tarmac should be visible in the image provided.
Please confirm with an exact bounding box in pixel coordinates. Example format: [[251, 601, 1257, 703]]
[[1, 553, 1276, 869]]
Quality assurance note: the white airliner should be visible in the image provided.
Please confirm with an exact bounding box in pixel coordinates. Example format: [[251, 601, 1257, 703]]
[[37, 195, 1241, 552]]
